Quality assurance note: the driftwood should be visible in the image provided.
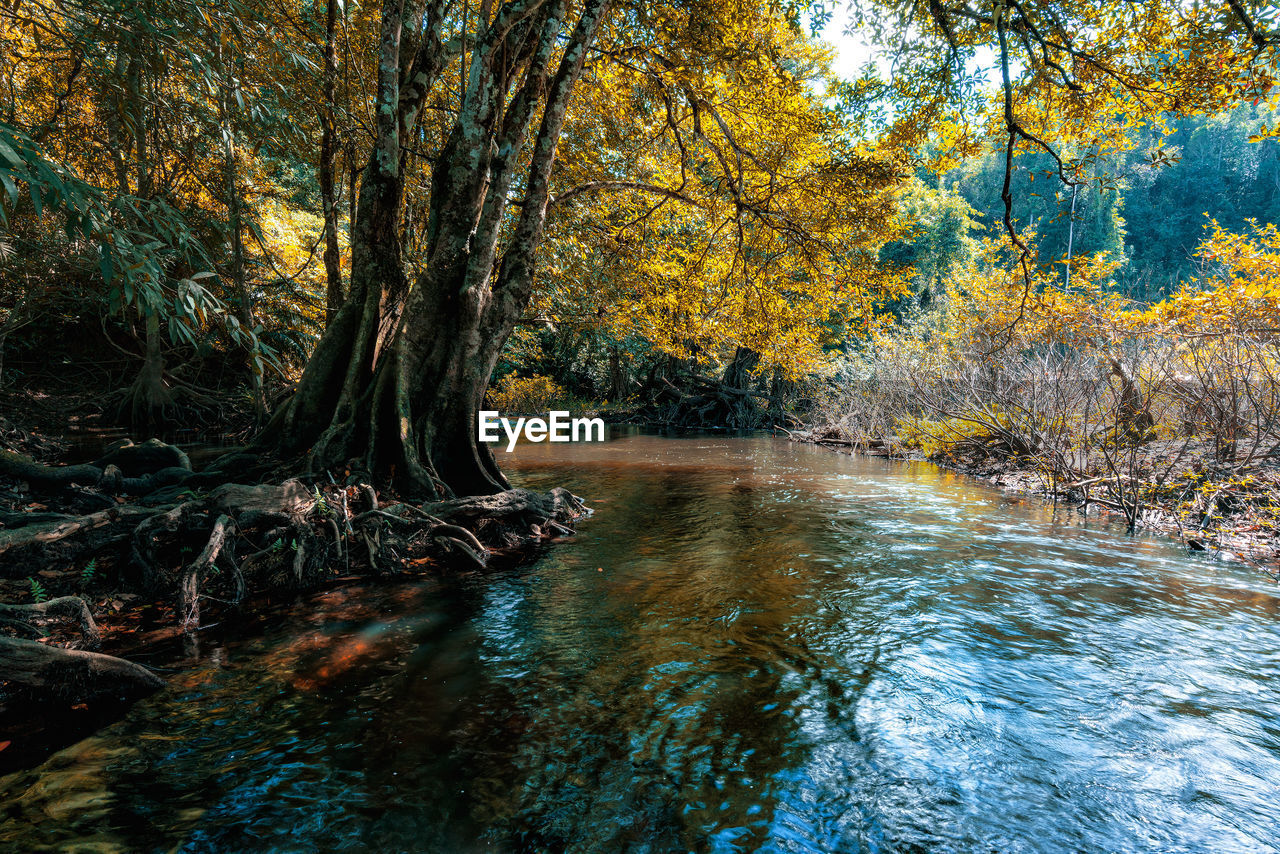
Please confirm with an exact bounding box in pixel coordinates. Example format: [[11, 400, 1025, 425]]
[[0, 636, 164, 700], [0, 595, 162, 703]]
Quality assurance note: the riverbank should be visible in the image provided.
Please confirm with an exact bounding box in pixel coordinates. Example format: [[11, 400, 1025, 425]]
[[0, 398, 587, 754], [787, 424, 1280, 577]]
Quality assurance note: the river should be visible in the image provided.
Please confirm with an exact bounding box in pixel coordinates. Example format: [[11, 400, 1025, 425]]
[[1, 431, 1278, 852]]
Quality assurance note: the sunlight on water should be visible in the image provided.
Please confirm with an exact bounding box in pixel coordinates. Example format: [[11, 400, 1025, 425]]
[[2, 431, 1279, 852]]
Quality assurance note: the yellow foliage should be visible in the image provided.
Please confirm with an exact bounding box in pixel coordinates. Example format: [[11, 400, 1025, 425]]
[[928, 237, 1132, 350], [539, 3, 909, 380], [486, 375, 570, 414], [895, 415, 991, 457], [0, 0, 332, 361], [1143, 220, 1280, 337], [919, 217, 1280, 357]]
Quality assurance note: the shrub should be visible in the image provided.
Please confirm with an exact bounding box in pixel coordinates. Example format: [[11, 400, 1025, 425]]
[[486, 374, 568, 413]]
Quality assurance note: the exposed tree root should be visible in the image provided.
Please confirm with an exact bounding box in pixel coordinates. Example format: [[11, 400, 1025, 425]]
[[180, 514, 233, 630], [0, 596, 101, 645], [0, 440, 195, 499], [632, 355, 792, 430], [0, 449, 104, 489], [424, 487, 587, 549], [91, 438, 191, 475], [3, 437, 589, 710], [6, 478, 585, 625], [1, 504, 165, 577]]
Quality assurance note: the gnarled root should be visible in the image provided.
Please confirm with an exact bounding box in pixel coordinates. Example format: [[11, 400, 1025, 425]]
[[180, 515, 234, 630], [0, 441, 194, 500], [6, 480, 586, 635], [424, 487, 587, 549], [1, 504, 165, 577], [0, 449, 103, 490], [0, 596, 100, 647], [2, 461, 588, 717]]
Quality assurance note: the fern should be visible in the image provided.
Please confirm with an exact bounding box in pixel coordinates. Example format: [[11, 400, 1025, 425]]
[[80, 558, 97, 587], [28, 577, 48, 604]]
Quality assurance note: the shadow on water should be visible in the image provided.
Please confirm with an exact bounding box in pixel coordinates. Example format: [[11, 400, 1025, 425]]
[[2, 430, 1280, 852]]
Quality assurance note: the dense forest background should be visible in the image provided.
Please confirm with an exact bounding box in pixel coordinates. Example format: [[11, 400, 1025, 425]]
[[7, 88, 1280, 409], [949, 104, 1280, 297], [2, 0, 1279, 698]]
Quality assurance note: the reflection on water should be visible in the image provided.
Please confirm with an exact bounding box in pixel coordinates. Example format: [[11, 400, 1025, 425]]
[[2, 431, 1279, 852]]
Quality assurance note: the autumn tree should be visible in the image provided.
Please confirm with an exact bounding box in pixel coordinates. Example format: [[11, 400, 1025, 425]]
[[263, 0, 907, 492], [524, 7, 905, 425], [5, 0, 1277, 497]]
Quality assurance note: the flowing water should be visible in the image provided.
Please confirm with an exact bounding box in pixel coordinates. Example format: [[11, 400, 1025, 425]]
[[2, 431, 1279, 853]]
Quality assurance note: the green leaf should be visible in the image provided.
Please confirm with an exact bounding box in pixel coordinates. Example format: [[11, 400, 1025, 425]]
[[0, 138, 21, 167], [0, 171, 19, 207]]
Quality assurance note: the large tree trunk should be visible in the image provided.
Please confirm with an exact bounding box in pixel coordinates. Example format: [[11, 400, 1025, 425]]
[[262, 0, 611, 500], [721, 346, 761, 394], [319, 0, 344, 325], [719, 347, 766, 428], [118, 309, 174, 429], [219, 58, 266, 420]]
